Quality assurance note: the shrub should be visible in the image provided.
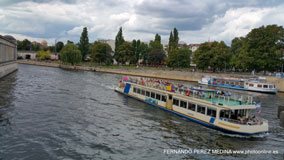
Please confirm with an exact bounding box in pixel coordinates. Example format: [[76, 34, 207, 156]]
[[60, 43, 82, 65]]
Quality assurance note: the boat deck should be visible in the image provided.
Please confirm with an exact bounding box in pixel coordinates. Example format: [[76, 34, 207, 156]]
[[203, 97, 247, 106]]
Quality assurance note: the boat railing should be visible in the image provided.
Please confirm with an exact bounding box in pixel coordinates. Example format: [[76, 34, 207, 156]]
[[121, 77, 255, 106], [220, 116, 263, 125]]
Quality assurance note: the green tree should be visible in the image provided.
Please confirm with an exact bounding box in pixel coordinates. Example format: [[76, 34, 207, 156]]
[[167, 47, 191, 68], [173, 28, 179, 49], [31, 42, 40, 51], [67, 40, 74, 44], [168, 31, 174, 54], [231, 24, 284, 72], [79, 27, 89, 60], [91, 41, 113, 65], [60, 43, 82, 65], [139, 42, 149, 64], [167, 28, 181, 67], [194, 41, 230, 71], [115, 42, 134, 65], [36, 50, 51, 60], [22, 39, 32, 51], [56, 41, 64, 53], [114, 27, 125, 55], [148, 34, 165, 65]]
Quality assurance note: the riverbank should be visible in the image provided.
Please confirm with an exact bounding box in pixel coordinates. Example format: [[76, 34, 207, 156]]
[[17, 60, 284, 92]]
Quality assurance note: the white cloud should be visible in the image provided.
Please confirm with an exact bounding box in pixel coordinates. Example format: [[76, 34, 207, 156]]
[[0, 0, 283, 46], [180, 5, 284, 44]]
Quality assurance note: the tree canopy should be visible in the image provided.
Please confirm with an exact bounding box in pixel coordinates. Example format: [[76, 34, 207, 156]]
[[91, 41, 113, 65], [115, 27, 125, 53], [56, 41, 64, 53], [231, 24, 284, 72], [148, 34, 165, 65], [115, 42, 134, 65], [194, 41, 230, 71], [79, 27, 89, 60], [36, 50, 51, 60], [60, 43, 82, 65]]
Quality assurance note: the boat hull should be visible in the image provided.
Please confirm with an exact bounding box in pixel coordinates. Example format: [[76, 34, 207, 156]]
[[115, 88, 268, 136]]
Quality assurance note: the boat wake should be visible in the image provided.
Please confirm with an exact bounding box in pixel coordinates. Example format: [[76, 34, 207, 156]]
[[100, 83, 116, 90], [219, 132, 269, 139]]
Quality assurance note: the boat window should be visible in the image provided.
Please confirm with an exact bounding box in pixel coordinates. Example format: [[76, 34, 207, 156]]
[[197, 105, 206, 114], [180, 100, 187, 108], [133, 87, 137, 93], [207, 108, 216, 117], [169, 95, 172, 100], [146, 91, 150, 97], [173, 98, 179, 106], [161, 95, 167, 102], [141, 90, 145, 95], [156, 94, 161, 100], [269, 85, 273, 88], [151, 92, 155, 98], [263, 85, 268, 88], [249, 84, 254, 87], [257, 84, 262, 88], [137, 88, 141, 94], [245, 83, 248, 85], [188, 103, 196, 111], [220, 110, 230, 118]]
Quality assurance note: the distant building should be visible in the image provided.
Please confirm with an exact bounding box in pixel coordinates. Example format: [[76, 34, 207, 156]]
[[0, 35, 18, 79], [97, 39, 115, 52], [17, 51, 58, 60]]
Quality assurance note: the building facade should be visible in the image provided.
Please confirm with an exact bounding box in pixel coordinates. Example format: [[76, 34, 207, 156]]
[[0, 35, 18, 79]]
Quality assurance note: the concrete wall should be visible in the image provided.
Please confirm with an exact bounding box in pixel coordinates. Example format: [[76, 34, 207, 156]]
[[0, 62, 18, 79], [0, 36, 17, 63], [0, 35, 18, 79]]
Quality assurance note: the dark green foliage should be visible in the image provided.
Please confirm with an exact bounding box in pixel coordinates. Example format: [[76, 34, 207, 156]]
[[148, 34, 165, 65], [139, 42, 149, 64], [60, 43, 82, 65], [114, 27, 125, 54], [168, 31, 174, 54], [91, 41, 113, 65], [17, 39, 32, 50], [231, 24, 284, 72], [167, 47, 191, 68], [67, 40, 74, 44], [79, 27, 89, 60], [32, 42, 41, 51], [173, 28, 179, 49], [166, 28, 192, 68], [115, 42, 134, 65], [194, 41, 230, 71], [17, 39, 41, 51], [132, 39, 140, 64], [56, 41, 64, 52]]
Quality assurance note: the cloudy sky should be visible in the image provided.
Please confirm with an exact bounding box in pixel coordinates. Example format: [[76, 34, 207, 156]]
[[0, 0, 284, 45]]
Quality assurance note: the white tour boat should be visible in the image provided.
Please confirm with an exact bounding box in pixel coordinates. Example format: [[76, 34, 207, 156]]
[[115, 76, 268, 136], [198, 76, 277, 94]]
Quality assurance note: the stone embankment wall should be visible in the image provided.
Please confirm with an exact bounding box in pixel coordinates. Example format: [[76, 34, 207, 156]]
[[0, 35, 17, 79], [0, 62, 17, 79]]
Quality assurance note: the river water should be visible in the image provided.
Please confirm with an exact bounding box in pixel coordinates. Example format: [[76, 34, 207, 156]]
[[0, 64, 283, 160]]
